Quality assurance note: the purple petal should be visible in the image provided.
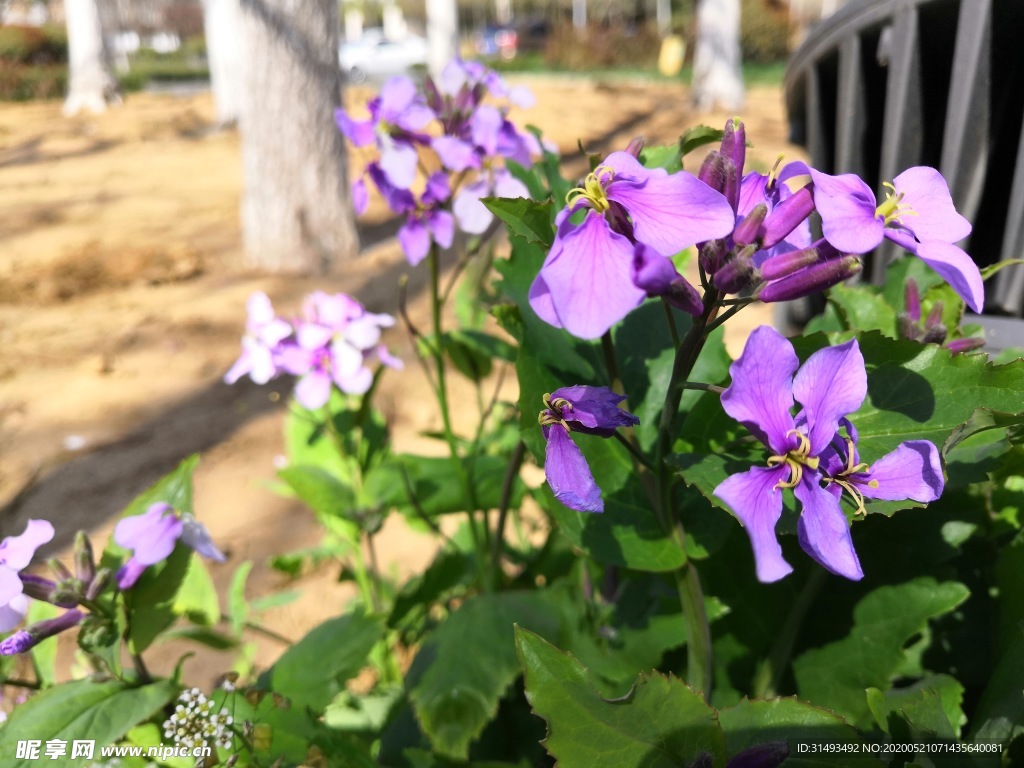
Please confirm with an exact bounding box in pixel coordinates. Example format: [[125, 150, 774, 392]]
[[853, 440, 943, 502], [295, 370, 332, 410], [601, 150, 667, 181], [433, 137, 480, 172], [180, 514, 226, 562], [551, 385, 639, 433], [0, 567, 24, 608], [0, 519, 55, 571], [792, 338, 867, 455], [532, 211, 646, 339], [428, 210, 455, 250], [394, 103, 435, 133], [0, 592, 27, 633], [334, 110, 374, 147], [452, 179, 493, 235], [379, 141, 419, 189], [367, 163, 416, 213], [470, 105, 504, 156], [911, 240, 984, 314], [113, 503, 170, 550], [115, 506, 183, 567], [545, 427, 603, 513], [893, 167, 972, 243], [631, 244, 680, 295], [721, 326, 799, 455], [378, 76, 417, 119], [527, 272, 562, 329], [438, 60, 468, 95], [713, 466, 794, 582], [493, 168, 529, 199], [116, 557, 148, 590], [425, 172, 451, 204], [608, 171, 735, 256], [508, 85, 536, 108], [808, 169, 884, 254], [398, 218, 431, 266], [352, 177, 369, 215], [795, 474, 864, 580]]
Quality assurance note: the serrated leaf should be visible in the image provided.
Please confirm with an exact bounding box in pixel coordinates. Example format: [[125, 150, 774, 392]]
[[482, 197, 555, 247], [866, 674, 965, 739], [828, 283, 898, 337], [793, 578, 969, 725], [409, 592, 562, 759], [719, 698, 880, 768], [516, 626, 725, 768], [261, 610, 383, 712], [0, 679, 177, 768]]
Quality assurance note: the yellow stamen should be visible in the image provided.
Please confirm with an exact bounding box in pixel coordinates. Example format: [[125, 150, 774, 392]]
[[565, 165, 615, 213], [875, 181, 919, 226], [766, 429, 819, 489], [766, 154, 786, 190], [539, 393, 573, 432]]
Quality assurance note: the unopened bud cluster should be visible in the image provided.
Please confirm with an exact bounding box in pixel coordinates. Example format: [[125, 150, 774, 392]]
[[163, 687, 234, 751]]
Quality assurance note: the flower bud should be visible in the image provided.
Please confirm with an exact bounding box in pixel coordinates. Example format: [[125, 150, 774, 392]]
[[719, 118, 746, 178], [78, 614, 118, 652], [624, 136, 645, 159], [726, 741, 790, 768], [698, 151, 728, 193], [761, 187, 815, 249], [904, 278, 921, 323], [0, 609, 84, 656], [19, 574, 60, 603], [74, 531, 95, 585], [632, 245, 704, 316], [422, 76, 443, 115], [946, 337, 986, 355], [48, 558, 73, 582], [921, 324, 949, 345], [897, 313, 919, 341], [86, 567, 112, 601], [699, 239, 728, 275], [758, 245, 820, 281], [733, 204, 768, 247], [714, 245, 760, 294], [925, 301, 945, 330], [759, 256, 862, 303]]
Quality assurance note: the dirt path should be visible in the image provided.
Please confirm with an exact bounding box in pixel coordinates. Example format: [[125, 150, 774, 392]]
[[0, 78, 800, 686]]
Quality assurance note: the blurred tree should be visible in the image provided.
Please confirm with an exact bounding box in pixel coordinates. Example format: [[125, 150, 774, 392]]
[[203, 0, 242, 125], [237, 0, 359, 272], [691, 0, 744, 110], [426, 0, 457, 80], [63, 0, 119, 115]]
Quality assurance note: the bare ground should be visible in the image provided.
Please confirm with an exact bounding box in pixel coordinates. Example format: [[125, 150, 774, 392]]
[[0, 78, 802, 688]]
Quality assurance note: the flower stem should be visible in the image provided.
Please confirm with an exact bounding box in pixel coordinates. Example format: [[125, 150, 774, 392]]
[[490, 441, 526, 589], [752, 569, 826, 698]]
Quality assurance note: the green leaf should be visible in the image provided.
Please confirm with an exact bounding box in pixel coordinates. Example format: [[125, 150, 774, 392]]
[[482, 197, 555, 248], [866, 674, 965, 739], [970, 633, 1024, 744], [126, 544, 192, 653], [284, 404, 351, 484], [793, 578, 970, 725], [679, 124, 726, 156], [828, 283, 898, 337], [160, 625, 240, 650], [261, 609, 383, 712], [516, 627, 725, 767], [409, 591, 562, 759], [171, 556, 220, 626], [718, 698, 879, 768], [278, 464, 357, 522], [120, 454, 199, 519], [228, 560, 253, 636], [0, 679, 177, 768], [639, 143, 683, 173], [943, 409, 1024, 454], [442, 331, 494, 381], [388, 550, 471, 630]]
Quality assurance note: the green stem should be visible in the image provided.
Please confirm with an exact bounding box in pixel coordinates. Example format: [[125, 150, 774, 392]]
[[490, 441, 526, 589], [600, 331, 623, 393], [1, 677, 40, 690], [752, 569, 826, 698], [680, 381, 725, 394], [613, 432, 654, 470], [662, 299, 681, 349]]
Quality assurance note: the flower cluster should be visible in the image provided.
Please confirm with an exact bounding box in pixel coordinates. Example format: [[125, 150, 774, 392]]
[[338, 60, 549, 265], [224, 291, 402, 410], [163, 687, 234, 750], [530, 118, 983, 342], [713, 326, 943, 582], [539, 386, 639, 512]]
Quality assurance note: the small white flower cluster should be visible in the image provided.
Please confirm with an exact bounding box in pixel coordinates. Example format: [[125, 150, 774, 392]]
[[163, 687, 234, 750]]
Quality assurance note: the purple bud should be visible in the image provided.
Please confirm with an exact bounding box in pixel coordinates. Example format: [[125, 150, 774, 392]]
[[761, 187, 815, 249], [946, 337, 986, 355], [925, 301, 945, 330], [726, 741, 790, 768], [18, 574, 57, 602], [698, 152, 728, 194], [733, 203, 768, 247], [422, 76, 443, 115], [721, 157, 739, 212], [624, 136, 645, 158], [714, 245, 759, 294], [758, 245, 820, 281], [632, 245, 704, 316], [719, 118, 746, 178], [897, 314, 920, 341], [904, 278, 921, 323], [0, 609, 84, 655], [921, 324, 949, 345], [759, 256, 862, 303], [48, 558, 72, 583], [699, 239, 727, 274], [86, 567, 112, 601], [74, 531, 95, 585]]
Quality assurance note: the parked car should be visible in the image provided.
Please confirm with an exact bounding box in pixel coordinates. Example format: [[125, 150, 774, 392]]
[[340, 30, 429, 83], [473, 26, 518, 59]]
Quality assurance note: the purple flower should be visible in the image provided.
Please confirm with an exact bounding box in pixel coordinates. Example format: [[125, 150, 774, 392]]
[[279, 292, 402, 409], [712, 326, 943, 582], [114, 503, 225, 590], [539, 386, 639, 513], [452, 166, 530, 235], [224, 292, 293, 385], [335, 76, 435, 189], [1, 609, 84, 656], [529, 151, 734, 339], [0, 520, 54, 633], [367, 166, 455, 265], [808, 166, 984, 312]]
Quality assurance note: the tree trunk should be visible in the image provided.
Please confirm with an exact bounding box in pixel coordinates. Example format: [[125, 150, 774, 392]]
[[237, 0, 359, 272], [63, 0, 119, 116], [691, 0, 744, 112], [426, 0, 458, 81], [203, 0, 243, 126]]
